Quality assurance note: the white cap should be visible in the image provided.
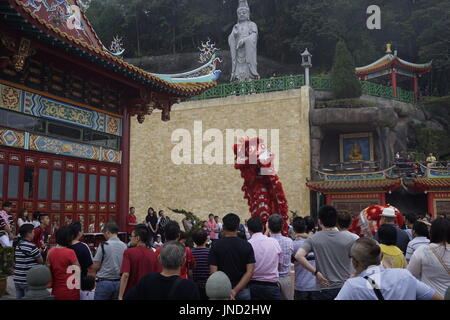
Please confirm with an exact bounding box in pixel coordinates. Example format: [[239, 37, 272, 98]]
[[381, 207, 396, 218]]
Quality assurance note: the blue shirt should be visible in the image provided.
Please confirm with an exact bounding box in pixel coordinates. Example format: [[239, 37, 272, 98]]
[[335, 265, 436, 300]]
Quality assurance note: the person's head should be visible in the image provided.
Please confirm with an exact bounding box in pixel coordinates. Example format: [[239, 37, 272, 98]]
[[380, 207, 396, 225], [405, 213, 417, 227], [222, 213, 240, 233], [247, 216, 263, 234], [208, 213, 214, 221], [304, 216, 316, 234], [19, 223, 35, 240], [131, 224, 149, 247], [237, 6, 250, 22], [159, 241, 186, 271], [18, 208, 28, 219], [428, 152, 433, 157], [292, 216, 306, 234], [214, 216, 220, 223], [337, 211, 353, 230], [155, 234, 161, 243], [350, 238, 382, 271], [193, 229, 208, 247], [68, 221, 83, 241], [202, 220, 208, 228], [164, 221, 181, 241], [102, 221, 119, 240], [147, 207, 154, 215], [430, 218, 450, 245], [129, 207, 135, 215], [159, 210, 165, 217], [39, 213, 50, 227], [55, 226, 73, 247], [268, 214, 283, 234], [412, 221, 429, 238], [318, 206, 337, 228], [377, 224, 397, 246], [32, 211, 40, 221], [2, 201, 12, 213], [179, 231, 187, 244]]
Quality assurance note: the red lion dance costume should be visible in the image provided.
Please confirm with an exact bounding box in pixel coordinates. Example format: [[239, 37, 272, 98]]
[[349, 205, 404, 238], [233, 137, 289, 236]]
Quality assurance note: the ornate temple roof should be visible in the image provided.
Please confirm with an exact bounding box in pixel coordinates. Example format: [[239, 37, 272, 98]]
[[406, 178, 450, 191], [355, 45, 432, 76], [1, 0, 216, 97], [306, 178, 402, 193]]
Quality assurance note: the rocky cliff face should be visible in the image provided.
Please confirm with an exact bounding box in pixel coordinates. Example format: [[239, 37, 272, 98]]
[[310, 93, 444, 175]]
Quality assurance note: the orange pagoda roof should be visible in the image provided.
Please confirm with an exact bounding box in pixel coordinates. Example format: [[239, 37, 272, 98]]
[[1, 0, 216, 97], [355, 44, 432, 76], [407, 178, 450, 191], [306, 179, 401, 193]]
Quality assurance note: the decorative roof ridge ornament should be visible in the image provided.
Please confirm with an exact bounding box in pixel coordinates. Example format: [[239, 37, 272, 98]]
[[77, 0, 92, 12], [105, 35, 125, 58], [386, 43, 392, 54]]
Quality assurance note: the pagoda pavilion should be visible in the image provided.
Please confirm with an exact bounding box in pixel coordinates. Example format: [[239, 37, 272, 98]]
[[0, 0, 217, 233], [355, 44, 432, 101]]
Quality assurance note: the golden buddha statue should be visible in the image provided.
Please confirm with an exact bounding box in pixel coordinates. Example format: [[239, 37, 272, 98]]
[[348, 141, 364, 161]]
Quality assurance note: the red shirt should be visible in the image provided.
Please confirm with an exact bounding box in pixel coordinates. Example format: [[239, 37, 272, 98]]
[[127, 214, 137, 234], [155, 245, 195, 279], [47, 247, 80, 300], [120, 246, 162, 295]]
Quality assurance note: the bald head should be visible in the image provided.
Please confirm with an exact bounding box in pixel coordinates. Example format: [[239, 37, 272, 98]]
[[351, 238, 382, 268]]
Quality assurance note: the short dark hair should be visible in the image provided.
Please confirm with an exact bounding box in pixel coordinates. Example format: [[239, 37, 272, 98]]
[[405, 213, 417, 225], [32, 211, 41, 220], [430, 218, 450, 244], [164, 221, 181, 241], [38, 213, 49, 223], [208, 213, 214, 218], [413, 221, 429, 238], [134, 224, 149, 243], [304, 216, 316, 233], [214, 216, 219, 219], [247, 217, 263, 233], [377, 224, 397, 246], [102, 221, 119, 234], [2, 201, 12, 208], [337, 211, 353, 229], [318, 206, 337, 228], [192, 229, 208, 246], [292, 217, 306, 234], [19, 224, 35, 238], [68, 222, 82, 239], [222, 213, 240, 232], [179, 231, 187, 241], [268, 214, 283, 233], [55, 226, 73, 247]]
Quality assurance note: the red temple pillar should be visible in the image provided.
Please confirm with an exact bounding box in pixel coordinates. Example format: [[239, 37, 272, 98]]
[[426, 192, 434, 218], [118, 111, 131, 232], [391, 68, 397, 98], [413, 74, 419, 101]]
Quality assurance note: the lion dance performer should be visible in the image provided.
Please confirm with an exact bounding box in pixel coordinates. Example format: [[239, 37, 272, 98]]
[[349, 204, 404, 238], [233, 137, 289, 236]]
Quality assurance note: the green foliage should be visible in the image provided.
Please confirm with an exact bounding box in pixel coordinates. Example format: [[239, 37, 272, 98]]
[[330, 41, 362, 99], [168, 208, 204, 248], [0, 247, 14, 277], [316, 98, 377, 109], [413, 125, 450, 160]]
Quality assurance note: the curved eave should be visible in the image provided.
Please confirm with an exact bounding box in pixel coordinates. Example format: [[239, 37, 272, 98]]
[[410, 178, 450, 192], [306, 179, 401, 193], [5, 0, 216, 97], [355, 55, 432, 76]]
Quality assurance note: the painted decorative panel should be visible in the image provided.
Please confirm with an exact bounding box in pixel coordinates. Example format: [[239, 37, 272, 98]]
[[0, 128, 25, 148], [29, 134, 100, 160], [0, 83, 122, 136]]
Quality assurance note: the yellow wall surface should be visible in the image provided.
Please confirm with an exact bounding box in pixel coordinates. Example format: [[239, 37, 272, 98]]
[[130, 87, 312, 224]]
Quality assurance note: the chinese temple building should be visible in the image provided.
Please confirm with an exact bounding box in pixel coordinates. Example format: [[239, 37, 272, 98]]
[[0, 0, 217, 233], [355, 44, 432, 101]]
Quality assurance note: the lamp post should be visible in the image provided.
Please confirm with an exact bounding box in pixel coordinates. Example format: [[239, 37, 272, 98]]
[[301, 48, 312, 86]]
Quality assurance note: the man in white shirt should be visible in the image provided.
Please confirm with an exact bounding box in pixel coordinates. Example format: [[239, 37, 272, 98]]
[[214, 216, 222, 239], [335, 238, 442, 300]]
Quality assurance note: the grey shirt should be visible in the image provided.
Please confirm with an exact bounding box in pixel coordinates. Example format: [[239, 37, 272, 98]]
[[301, 229, 356, 290], [93, 237, 127, 280]]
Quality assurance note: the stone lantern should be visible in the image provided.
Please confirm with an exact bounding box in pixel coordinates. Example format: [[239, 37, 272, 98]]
[[301, 48, 312, 86]]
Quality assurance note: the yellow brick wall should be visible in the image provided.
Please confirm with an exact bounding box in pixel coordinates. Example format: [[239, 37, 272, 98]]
[[130, 87, 312, 224]]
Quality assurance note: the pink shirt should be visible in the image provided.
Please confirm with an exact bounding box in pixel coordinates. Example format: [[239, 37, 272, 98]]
[[207, 220, 217, 240], [248, 232, 282, 283]]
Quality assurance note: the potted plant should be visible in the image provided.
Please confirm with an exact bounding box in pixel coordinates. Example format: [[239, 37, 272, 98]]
[[0, 246, 14, 297]]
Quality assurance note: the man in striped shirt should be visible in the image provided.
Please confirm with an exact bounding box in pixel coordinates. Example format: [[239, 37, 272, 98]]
[[405, 221, 430, 262], [14, 224, 43, 299]]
